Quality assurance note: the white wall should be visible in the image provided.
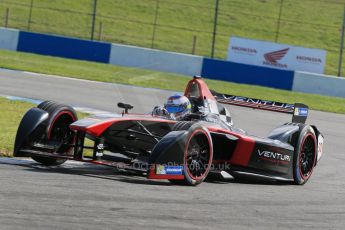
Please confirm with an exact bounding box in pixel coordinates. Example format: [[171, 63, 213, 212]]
[[293, 71, 345, 98], [109, 43, 203, 76], [0, 27, 19, 51]]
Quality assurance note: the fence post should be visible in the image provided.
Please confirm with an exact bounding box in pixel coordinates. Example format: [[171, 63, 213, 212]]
[[4, 8, 9, 27], [151, 0, 160, 49], [192, 35, 197, 55], [98, 21, 103, 41], [27, 0, 34, 31], [211, 0, 219, 58], [90, 0, 98, 40], [338, 4, 345, 77], [275, 0, 284, 43]]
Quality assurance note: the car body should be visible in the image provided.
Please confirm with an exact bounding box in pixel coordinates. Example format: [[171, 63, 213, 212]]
[[14, 76, 324, 185]]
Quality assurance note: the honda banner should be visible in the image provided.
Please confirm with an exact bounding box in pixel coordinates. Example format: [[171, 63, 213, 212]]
[[227, 37, 326, 74]]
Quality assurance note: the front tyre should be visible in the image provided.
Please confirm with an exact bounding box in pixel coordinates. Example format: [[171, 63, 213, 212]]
[[170, 125, 213, 186], [32, 101, 77, 166], [293, 126, 317, 185]]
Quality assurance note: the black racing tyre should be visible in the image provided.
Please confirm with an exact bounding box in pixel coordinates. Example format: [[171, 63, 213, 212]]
[[169, 125, 213, 186], [171, 121, 194, 131], [292, 125, 317, 185], [32, 101, 77, 166], [38, 100, 56, 111]]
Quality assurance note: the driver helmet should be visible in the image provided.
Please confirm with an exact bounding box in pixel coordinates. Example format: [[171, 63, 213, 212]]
[[165, 94, 191, 120]]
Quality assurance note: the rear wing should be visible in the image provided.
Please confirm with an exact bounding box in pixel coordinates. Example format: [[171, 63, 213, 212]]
[[211, 91, 309, 123]]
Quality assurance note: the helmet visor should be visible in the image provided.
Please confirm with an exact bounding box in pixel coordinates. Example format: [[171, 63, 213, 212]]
[[166, 104, 186, 114]]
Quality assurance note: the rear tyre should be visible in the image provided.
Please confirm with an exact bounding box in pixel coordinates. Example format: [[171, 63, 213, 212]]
[[31, 101, 77, 166], [171, 121, 193, 131], [293, 125, 317, 185], [169, 125, 213, 186]]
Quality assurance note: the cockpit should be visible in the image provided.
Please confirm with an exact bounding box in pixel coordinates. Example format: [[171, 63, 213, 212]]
[[184, 76, 233, 125]]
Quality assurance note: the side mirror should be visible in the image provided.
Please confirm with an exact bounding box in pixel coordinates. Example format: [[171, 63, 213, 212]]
[[117, 102, 134, 114]]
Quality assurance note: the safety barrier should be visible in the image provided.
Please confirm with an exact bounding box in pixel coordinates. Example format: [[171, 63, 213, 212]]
[[0, 27, 19, 51], [201, 58, 294, 90], [293, 71, 345, 98], [109, 44, 203, 76], [17, 31, 111, 63], [0, 27, 344, 98]]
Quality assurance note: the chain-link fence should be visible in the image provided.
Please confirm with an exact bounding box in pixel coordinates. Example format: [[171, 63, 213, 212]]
[[1, 0, 344, 76]]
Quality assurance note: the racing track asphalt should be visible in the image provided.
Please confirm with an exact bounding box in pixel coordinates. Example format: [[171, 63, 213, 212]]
[[1, 68, 345, 230]]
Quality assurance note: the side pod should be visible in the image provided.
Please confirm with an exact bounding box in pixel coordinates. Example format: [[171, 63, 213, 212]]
[[14, 108, 49, 156]]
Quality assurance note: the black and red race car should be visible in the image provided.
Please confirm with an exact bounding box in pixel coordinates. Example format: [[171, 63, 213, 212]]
[[14, 76, 324, 185]]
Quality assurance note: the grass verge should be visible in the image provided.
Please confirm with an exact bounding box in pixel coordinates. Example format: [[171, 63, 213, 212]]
[[0, 98, 33, 157], [0, 49, 345, 114]]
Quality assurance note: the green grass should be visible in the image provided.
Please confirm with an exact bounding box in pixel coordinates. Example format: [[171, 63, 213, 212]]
[[0, 0, 344, 76], [0, 98, 33, 156], [1, 49, 345, 114]]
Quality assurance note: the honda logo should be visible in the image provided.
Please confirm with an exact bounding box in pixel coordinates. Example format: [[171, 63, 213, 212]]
[[264, 48, 289, 63], [263, 48, 289, 68]]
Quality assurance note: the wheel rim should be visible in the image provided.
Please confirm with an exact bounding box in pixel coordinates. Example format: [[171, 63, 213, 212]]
[[50, 112, 75, 154], [299, 133, 316, 180], [185, 130, 212, 180]]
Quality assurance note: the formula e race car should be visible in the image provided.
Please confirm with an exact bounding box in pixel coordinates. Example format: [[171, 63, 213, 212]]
[[14, 76, 324, 186]]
